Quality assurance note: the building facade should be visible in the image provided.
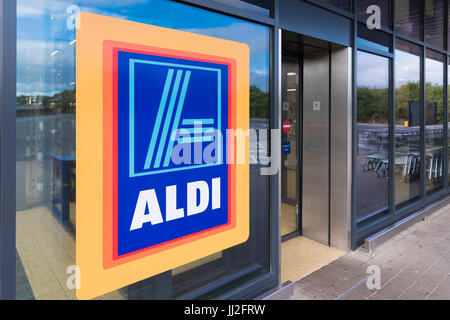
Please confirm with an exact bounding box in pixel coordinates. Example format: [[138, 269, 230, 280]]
[[0, 0, 449, 300]]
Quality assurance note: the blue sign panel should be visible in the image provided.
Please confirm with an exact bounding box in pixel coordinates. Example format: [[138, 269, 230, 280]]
[[117, 51, 229, 257], [282, 141, 291, 155]]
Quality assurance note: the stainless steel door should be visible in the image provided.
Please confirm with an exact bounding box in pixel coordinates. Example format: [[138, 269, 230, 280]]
[[302, 51, 330, 245]]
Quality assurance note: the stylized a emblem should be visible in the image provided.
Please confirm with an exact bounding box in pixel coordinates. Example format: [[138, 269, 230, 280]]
[[144, 69, 192, 170]]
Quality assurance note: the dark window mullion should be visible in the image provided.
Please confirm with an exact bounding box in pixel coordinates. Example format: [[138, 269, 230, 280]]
[[421, 46, 427, 199], [444, 54, 448, 189], [390, 0, 396, 214]]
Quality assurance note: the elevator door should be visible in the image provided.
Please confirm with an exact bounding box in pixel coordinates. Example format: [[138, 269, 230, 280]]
[[302, 51, 330, 245]]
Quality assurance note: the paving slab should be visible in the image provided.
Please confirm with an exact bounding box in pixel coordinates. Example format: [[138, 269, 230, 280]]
[[292, 197, 450, 300]]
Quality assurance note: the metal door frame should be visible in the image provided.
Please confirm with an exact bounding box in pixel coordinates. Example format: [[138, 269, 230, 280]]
[[0, 0, 17, 300]]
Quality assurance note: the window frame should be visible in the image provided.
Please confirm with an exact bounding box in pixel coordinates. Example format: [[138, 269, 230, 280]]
[[0, 0, 17, 300], [5, 0, 280, 301]]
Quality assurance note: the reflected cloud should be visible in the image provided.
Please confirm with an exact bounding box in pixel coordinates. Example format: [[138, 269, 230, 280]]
[[395, 49, 419, 88], [426, 58, 444, 86], [17, 0, 270, 96], [182, 22, 269, 91], [357, 51, 389, 89]]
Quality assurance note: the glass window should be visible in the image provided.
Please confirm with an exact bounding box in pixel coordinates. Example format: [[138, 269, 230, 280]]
[[395, 0, 421, 40], [448, 58, 450, 186], [357, 23, 392, 52], [448, 2, 450, 50], [315, 0, 350, 11], [357, 0, 390, 29], [425, 50, 444, 194], [281, 55, 299, 237], [356, 51, 390, 222], [16, 0, 270, 300], [209, 0, 272, 17], [425, 0, 444, 48], [394, 39, 421, 209]]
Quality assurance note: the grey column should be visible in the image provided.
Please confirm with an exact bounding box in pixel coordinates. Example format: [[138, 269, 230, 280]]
[[0, 0, 17, 300]]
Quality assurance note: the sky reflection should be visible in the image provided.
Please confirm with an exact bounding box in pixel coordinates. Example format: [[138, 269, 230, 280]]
[[17, 0, 270, 96]]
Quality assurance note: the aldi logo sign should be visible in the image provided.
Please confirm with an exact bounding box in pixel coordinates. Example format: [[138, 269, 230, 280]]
[[76, 13, 249, 299], [115, 46, 231, 258]]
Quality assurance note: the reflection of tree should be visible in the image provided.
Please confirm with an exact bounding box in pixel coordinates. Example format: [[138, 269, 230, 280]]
[[17, 89, 75, 116], [55, 90, 76, 114], [357, 86, 389, 123], [396, 82, 419, 124], [18, 86, 269, 119], [250, 85, 269, 119], [358, 82, 445, 124], [425, 83, 444, 123]]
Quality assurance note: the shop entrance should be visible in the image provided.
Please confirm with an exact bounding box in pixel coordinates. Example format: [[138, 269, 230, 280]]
[[280, 30, 352, 283], [281, 32, 334, 244]]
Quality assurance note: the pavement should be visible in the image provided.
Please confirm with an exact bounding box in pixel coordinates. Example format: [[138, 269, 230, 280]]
[[291, 198, 450, 300]]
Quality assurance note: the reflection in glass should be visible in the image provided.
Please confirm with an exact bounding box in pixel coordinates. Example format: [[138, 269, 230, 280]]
[[395, 0, 421, 40], [357, 37, 390, 52], [318, 0, 350, 11], [210, 0, 272, 17], [16, 0, 270, 300], [357, 23, 391, 52], [281, 55, 299, 237], [394, 40, 421, 208], [356, 51, 390, 221], [425, 50, 444, 194], [424, 0, 444, 48]]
